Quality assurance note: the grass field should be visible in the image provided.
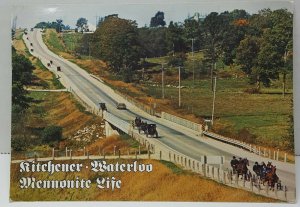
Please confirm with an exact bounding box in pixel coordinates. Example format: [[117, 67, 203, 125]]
[[10, 159, 277, 202], [43, 29, 65, 52]]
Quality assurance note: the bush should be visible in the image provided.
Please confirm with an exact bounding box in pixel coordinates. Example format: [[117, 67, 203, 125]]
[[41, 125, 63, 143], [12, 136, 29, 151], [167, 52, 187, 67]]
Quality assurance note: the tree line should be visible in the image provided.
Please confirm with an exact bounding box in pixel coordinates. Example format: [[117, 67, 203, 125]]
[[76, 9, 292, 93], [35, 19, 70, 32], [36, 9, 293, 93]]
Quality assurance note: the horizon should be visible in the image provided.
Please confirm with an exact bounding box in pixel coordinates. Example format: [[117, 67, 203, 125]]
[[12, 0, 293, 30]]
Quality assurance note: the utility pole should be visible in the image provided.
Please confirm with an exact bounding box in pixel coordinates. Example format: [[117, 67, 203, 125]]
[[283, 47, 288, 98], [211, 62, 216, 91], [173, 43, 175, 57], [89, 42, 91, 59], [95, 15, 99, 28], [142, 68, 145, 80], [211, 77, 217, 126], [191, 38, 195, 87], [178, 66, 181, 107], [161, 63, 166, 99]]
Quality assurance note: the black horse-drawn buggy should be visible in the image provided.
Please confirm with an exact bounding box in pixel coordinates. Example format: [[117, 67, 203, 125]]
[[146, 124, 158, 138], [133, 117, 158, 138]]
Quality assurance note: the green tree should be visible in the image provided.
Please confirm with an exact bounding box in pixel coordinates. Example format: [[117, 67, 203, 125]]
[[92, 16, 140, 80], [248, 9, 272, 37], [76, 33, 93, 56], [150, 11, 166, 27], [76, 17, 89, 33], [12, 82, 31, 109], [41, 125, 63, 143], [34, 21, 69, 30], [236, 36, 279, 90], [219, 10, 250, 65], [236, 36, 260, 75], [138, 27, 168, 58], [12, 48, 34, 109], [262, 9, 293, 96], [56, 19, 63, 33], [203, 12, 224, 89], [166, 21, 187, 54], [236, 9, 292, 92], [284, 98, 294, 151], [183, 18, 202, 51], [12, 50, 34, 85], [255, 39, 281, 89]]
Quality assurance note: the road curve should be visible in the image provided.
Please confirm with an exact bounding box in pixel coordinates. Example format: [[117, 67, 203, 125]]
[[26, 29, 295, 192]]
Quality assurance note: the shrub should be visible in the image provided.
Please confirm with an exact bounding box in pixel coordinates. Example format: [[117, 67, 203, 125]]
[[41, 125, 63, 143], [12, 136, 29, 151], [167, 52, 187, 67]]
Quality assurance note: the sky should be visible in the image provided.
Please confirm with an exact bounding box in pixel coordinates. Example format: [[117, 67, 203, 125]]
[[12, 0, 294, 30]]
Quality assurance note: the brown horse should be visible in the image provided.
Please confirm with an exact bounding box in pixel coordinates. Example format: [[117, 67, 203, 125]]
[[262, 165, 279, 190], [236, 158, 250, 180]]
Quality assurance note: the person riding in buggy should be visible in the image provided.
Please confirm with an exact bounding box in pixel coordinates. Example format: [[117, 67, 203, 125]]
[[230, 156, 239, 173], [252, 161, 281, 190], [230, 156, 251, 180]]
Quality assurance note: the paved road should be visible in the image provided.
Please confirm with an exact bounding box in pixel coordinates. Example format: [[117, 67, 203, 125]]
[[26, 29, 296, 192]]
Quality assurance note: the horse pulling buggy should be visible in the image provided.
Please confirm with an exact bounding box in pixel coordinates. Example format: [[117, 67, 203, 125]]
[[230, 157, 282, 191], [132, 117, 158, 138]]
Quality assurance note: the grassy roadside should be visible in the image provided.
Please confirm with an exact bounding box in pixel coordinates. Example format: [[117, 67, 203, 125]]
[[13, 29, 65, 90], [10, 159, 277, 202], [12, 29, 142, 160], [41, 29, 294, 157]]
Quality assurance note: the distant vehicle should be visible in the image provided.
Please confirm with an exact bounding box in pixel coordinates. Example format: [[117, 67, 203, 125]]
[[99, 103, 107, 111], [116, 103, 126, 110], [146, 124, 158, 138], [30, 28, 33, 31], [26, 37, 29, 40], [30, 49, 34, 52], [24, 31, 27, 35], [50, 60, 53, 64], [47, 63, 51, 67], [57, 66, 61, 71], [30, 43, 33, 46]]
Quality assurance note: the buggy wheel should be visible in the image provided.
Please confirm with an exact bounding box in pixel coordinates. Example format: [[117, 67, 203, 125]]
[[155, 132, 158, 138]]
